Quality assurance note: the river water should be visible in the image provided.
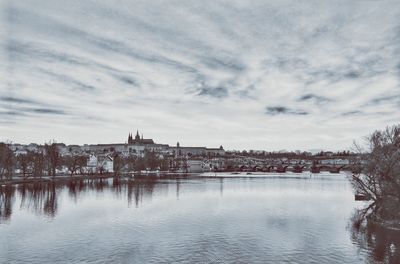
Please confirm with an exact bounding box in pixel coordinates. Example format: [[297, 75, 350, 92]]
[[0, 173, 398, 263]]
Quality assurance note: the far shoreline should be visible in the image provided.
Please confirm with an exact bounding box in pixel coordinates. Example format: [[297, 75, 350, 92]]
[[0, 171, 350, 185]]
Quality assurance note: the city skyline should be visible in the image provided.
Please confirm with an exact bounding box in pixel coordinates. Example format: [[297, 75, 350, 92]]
[[2, 0, 400, 150], [2, 129, 356, 153]]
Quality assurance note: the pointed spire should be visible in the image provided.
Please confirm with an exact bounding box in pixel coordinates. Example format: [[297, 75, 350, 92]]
[[135, 130, 140, 141]]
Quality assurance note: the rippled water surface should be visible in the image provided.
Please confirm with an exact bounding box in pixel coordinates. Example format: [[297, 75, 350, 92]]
[[0, 173, 397, 263]]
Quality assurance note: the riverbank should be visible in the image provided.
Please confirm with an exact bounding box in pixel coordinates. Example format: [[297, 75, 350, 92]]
[[0, 171, 350, 185], [0, 174, 118, 185], [368, 213, 400, 231], [0, 171, 190, 185]]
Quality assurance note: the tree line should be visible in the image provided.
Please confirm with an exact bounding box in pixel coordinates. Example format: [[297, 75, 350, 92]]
[[0, 142, 174, 180], [0, 141, 64, 180], [112, 151, 170, 177]]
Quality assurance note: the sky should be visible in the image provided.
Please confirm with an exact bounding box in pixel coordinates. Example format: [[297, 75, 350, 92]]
[[0, 0, 399, 151]]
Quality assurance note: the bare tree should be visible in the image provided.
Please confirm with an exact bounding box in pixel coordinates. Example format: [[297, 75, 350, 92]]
[[32, 152, 45, 178], [351, 124, 400, 225], [18, 153, 33, 179], [45, 141, 60, 177], [159, 157, 170, 171], [126, 156, 136, 172], [64, 155, 87, 177], [0, 143, 14, 180], [144, 151, 158, 171], [99, 165, 105, 175], [113, 154, 122, 177], [135, 157, 146, 172]]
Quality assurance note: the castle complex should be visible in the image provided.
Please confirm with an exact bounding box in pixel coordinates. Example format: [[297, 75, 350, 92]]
[[127, 131, 154, 145], [79, 130, 225, 157]]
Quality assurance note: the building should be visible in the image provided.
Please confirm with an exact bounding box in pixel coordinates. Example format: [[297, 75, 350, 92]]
[[87, 154, 114, 173], [128, 130, 154, 145], [187, 159, 205, 172], [127, 144, 145, 156], [63, 130, 225, 158], [170, 142, 225, 157], [86, 143, 126, 154]]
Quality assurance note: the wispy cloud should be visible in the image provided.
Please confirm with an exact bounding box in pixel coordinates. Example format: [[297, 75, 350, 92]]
[[198, 86, 229, 98], [266, 106, 308, 116], [0, 96, 37, 105], [341, 111, 362, 117], [298, 94, 333, 104]]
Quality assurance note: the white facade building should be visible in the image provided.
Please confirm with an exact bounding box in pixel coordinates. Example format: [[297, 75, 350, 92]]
[[87, 154, 114, 173]]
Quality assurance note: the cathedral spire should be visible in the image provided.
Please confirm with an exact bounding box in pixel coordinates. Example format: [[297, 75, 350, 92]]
[[135, 130, 140, 141]]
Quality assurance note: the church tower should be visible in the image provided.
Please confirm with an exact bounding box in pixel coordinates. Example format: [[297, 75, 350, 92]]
[[127, 129, 154, 145], [135, 130, 141, 141]]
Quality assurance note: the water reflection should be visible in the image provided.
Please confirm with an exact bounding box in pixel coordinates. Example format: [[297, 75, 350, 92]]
[[0, 176, 172, 222], [1, 174, 358, 222], [0, 184, 14, 222], [350, 210, 400, 264]]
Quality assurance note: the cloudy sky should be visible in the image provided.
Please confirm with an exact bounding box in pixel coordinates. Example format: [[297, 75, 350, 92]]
[[1, 0, 399, 151]]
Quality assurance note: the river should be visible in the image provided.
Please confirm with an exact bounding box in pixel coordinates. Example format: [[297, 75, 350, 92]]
[[0, 173, 398, 263]]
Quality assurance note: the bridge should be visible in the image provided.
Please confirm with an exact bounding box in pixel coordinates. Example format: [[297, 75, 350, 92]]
[[217, 157, 358, 174], [224, 164, 353, 173], [172, 155, 360, 174]]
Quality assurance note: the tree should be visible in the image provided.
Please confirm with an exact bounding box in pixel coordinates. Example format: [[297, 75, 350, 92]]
[[98, 164, 105, 175], [18, 153, 33, 179], [32, 152, 45, 178], [64, 155, 87, 177], [135, 157, 146, 171], [45, 141, 60, 177], [113, 154, 122, 177], [0, 143, 14, 180], [351, 124, 400, 225], [159, 157, 170, 171], [126, 156, 136, 172], [144, 151, 158, 170]]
